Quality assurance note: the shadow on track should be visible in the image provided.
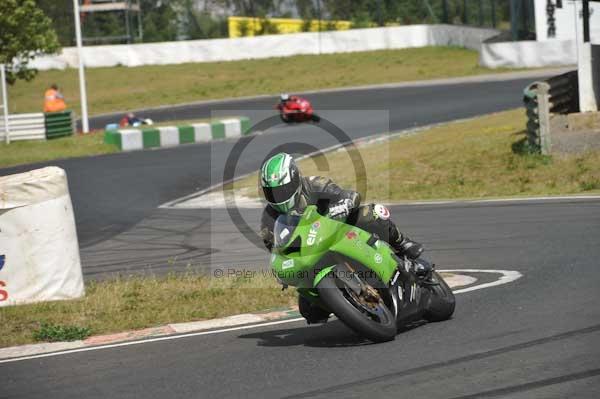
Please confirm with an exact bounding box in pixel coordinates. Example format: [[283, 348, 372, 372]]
[[239, 319, 426, 348]]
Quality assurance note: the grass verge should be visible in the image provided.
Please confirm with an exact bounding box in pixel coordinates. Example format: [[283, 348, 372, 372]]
[[0, 273, 296, 348], [8, 47, 514, 116], [0, 117, 222, 169], [232, 109, 600, 200], [0, 131, 117, 169]]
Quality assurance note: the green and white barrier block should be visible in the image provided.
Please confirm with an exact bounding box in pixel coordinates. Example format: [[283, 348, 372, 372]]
[[192, 123, 212, 142], [159, 126, 179, 147], [120, 129, 143, 151], [222, 118, 242, 137], [104, 117, 251, 151]]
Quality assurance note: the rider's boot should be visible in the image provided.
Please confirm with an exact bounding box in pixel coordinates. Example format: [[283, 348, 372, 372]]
[[369, 213, 429, 280], [391, 234, 436, 283], [299, 295, 330, 324], [392, 234, 424, 260]]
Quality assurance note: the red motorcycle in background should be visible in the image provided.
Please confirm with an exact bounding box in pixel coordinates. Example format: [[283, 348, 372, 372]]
[[276, 94, 320, 123]]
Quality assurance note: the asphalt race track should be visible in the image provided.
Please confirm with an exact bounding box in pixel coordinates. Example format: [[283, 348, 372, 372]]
[[3, 198, 600, 398], [2, 73, 555, 259], [2, 72, 600, 398]]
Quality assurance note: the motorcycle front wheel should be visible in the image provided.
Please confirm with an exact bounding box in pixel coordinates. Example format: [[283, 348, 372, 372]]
[[423, 271, 456, 322], [318, 270, 396, 343]]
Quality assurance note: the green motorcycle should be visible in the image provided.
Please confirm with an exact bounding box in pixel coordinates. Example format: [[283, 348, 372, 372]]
[[270, 204, 455, 343]]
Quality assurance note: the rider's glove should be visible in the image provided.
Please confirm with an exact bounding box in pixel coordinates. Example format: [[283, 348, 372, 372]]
[[328, 199, 353, 220]]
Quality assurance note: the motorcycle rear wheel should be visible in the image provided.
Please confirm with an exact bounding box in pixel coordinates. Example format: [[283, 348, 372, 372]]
[[318, 271, 396, 343]]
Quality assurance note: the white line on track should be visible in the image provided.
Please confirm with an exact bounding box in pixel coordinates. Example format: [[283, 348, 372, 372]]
[[0, 269, 522, 364], [0, 318, 306, 364], [443, 269, 523, 294]]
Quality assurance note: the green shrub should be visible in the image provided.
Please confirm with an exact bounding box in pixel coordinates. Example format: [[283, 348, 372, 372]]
[[33, 323, 91, 342]]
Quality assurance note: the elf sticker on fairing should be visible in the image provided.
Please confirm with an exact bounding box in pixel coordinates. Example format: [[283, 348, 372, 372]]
[[374, 204, 390, 220], [307, 228, 318, 245]]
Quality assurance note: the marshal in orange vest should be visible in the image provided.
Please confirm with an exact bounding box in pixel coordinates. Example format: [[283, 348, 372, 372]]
[[44, 84, 67, 113]]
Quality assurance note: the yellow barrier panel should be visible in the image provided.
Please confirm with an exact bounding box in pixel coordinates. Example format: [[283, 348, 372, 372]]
[[228, 16, 352, 38]]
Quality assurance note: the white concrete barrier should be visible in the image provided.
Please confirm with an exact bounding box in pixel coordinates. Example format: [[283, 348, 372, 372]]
[[480, 39, 577, 68], [0, 167, 84, 306], [30, 25, 499, 70]]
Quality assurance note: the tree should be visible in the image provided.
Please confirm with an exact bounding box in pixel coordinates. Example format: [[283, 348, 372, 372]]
[[36, 0, 74, 47], [0, 0, 60, 84], [179, 0, 228, 40], [141, 0, 179, 42]]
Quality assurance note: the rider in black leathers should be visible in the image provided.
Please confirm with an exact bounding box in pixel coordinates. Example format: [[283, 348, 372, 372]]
[[259, 152, 429, 324]]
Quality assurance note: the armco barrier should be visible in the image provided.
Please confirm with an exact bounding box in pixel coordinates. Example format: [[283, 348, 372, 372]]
[[0, 113, 46, 142], [523, 71, 578, 154], [0, 111, 75, 142], [104, 117, 251, 151], [44, 111, 75, 139]]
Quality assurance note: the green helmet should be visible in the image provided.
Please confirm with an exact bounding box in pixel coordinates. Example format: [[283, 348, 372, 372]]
[[260, 152, 302, 213]]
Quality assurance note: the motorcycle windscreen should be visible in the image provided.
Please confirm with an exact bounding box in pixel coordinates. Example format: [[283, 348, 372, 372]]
[[273, 214, 301, 248]]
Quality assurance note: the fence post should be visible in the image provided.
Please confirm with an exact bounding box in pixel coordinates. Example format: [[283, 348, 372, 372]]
[[442, 0, 449, 23], [537, 82, 552, 155], [1, 64, 9, 144], [478, 0, 484, 26], [510, 0, 519, 40]]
